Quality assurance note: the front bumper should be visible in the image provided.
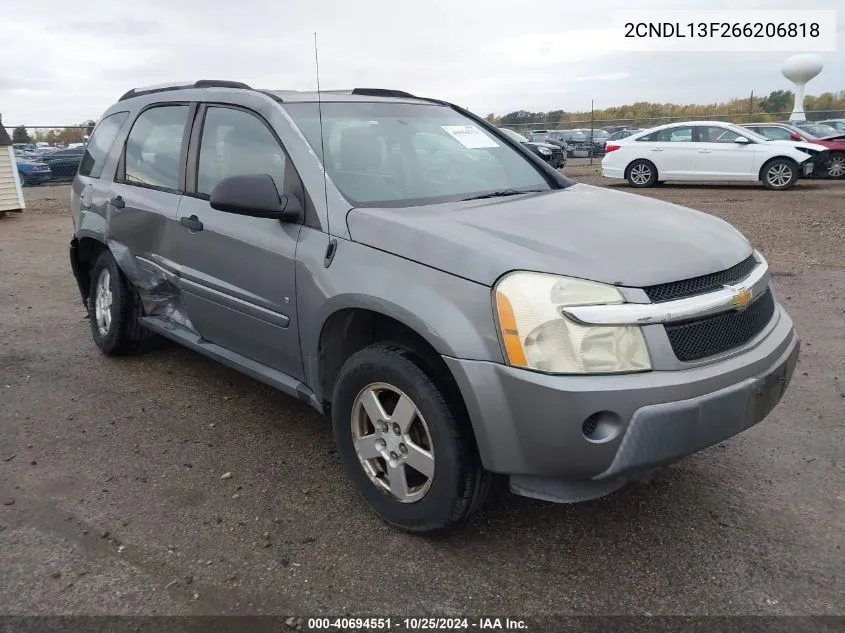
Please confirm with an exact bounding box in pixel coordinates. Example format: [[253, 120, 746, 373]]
[[443, 304, 799, 485]]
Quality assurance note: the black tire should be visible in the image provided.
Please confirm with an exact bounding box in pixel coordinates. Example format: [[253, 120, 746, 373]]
[[626, 159, 657, 187], [825, 152, 845, 179], [18, 171, 29, 187], [87, 250, 151, 355], [331, 342, 495, 533], [760, 158, 798, 190]]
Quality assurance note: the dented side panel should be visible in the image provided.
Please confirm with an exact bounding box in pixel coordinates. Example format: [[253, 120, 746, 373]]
[[107, 185, 196, 332]]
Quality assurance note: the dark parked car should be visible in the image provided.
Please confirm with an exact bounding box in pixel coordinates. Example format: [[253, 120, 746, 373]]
[[15, 156, 52, 185], [571, 129, 610, 157], [499, 128, 566, 168], [743, 123, 845, 179], [39, 147, 85, 181], [606, 128, 643, 142], [548, 130, 590, 157]]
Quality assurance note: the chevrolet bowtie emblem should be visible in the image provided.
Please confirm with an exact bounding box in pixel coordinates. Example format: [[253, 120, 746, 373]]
[[727, 285, 753, 310]]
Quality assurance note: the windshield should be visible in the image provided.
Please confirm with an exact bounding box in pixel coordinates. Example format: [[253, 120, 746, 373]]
[[283, 102, 554, 207], [798, 123, 837, 138]]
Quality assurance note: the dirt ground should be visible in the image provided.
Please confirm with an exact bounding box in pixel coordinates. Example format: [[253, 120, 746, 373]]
[[1, 168, 844, 617]]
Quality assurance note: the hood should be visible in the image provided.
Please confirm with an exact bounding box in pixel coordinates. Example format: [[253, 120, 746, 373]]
[[346, 184, 753, 288], [813, 137, 845, 149], [765, 140, 829, 152], [526, 141, 558, 150]]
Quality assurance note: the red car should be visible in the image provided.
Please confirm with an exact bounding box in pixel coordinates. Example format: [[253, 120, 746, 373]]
[[742, 123, 845, 179]]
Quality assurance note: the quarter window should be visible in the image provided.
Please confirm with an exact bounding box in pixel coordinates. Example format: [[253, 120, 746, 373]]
[[637, 127, 693, 142], [123, 105, 189, 190], [79, 112, 128, 178], [698, 126, 743, 142], [196, 107, 286, 196]]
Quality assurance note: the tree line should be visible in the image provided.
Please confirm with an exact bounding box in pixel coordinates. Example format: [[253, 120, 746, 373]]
[[486, 89, 845, 128], [7, 121, 96, 145]]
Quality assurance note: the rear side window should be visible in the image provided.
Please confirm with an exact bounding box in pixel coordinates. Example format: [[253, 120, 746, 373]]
[[122, 105, 189, 191], [79, 112, 128, 178], [759, 127, 793, 140], [638, 127, 693, 142]]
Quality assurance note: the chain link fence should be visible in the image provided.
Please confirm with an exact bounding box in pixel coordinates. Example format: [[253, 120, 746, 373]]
[[5, 126, 91, 185], [497, 108, 845, 162]]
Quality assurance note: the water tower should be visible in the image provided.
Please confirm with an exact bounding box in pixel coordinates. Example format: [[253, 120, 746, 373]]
[[781, 54, 823, 121]]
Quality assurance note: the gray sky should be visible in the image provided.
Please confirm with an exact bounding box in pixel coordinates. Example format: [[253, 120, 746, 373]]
[[1, 0, 842, 125]]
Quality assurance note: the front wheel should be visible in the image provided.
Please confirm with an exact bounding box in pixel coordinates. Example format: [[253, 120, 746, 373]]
[[825, 152, 845, 179], [331, 343, 495, 533], [626, 159, 657, 187], [761, 158, 798, 190]]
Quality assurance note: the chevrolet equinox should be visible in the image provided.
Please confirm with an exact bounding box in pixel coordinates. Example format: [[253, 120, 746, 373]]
[[69, 80, 800, 532]]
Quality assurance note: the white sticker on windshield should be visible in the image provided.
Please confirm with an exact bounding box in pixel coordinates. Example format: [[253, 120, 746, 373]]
[[440, 125, 500, 149]]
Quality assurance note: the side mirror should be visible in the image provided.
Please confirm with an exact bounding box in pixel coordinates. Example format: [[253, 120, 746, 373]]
[[789, 132, 802, 141], [734, 136, 751, 144], [209, 173, 302, 222]]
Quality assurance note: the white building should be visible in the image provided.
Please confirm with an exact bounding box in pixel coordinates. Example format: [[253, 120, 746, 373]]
[[0, 122, 26, 214]]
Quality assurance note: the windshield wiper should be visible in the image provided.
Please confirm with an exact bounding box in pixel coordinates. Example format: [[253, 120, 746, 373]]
[[460, 189, 545, 201]]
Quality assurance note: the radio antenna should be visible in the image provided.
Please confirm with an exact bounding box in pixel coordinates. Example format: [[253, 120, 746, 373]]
[[314, 32, 336, 266]]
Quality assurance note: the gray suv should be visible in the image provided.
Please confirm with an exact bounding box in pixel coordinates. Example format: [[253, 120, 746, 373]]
[[70, 80, 800, 532]]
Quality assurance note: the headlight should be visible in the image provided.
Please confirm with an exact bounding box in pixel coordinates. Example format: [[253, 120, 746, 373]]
[[538, 146, 552, 156], [494, 272, 652, 374]]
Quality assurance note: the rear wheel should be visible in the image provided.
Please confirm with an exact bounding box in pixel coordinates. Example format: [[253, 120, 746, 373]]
[[626, 159, 657, 187], [761, 158, 798, 190], [88, 251, 151, 355], [331, 343, 495, 533], [825, 152, 845, 179]]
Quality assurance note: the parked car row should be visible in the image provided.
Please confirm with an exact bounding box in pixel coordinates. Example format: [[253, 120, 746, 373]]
[[14, 146, 86, 185], [497, 128, 566, 168], [601, 120, 835, 190]]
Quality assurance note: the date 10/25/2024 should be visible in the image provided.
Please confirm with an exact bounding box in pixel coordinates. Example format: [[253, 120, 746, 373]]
[[306, 617, 528, 631]]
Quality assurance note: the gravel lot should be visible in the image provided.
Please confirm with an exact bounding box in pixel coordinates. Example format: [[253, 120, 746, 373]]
[[1, 168, 844, 617]]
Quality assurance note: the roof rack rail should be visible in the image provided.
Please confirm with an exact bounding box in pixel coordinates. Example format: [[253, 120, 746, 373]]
[[350, 88, 419, 99], [118, 80, 252, 102]]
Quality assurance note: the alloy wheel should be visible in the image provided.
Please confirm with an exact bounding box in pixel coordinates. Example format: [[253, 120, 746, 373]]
[[828, 155, 845, 178], [94, 269, 113, 336], [630, 163, 652, 185], [766, 164, 793, 188], [351, 382, 435, 503]]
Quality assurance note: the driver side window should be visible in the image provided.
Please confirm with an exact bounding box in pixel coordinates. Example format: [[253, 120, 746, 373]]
[[196, 107, 286, 196]]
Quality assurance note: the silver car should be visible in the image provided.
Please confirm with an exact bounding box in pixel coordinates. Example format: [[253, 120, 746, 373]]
[[70, 81, 800, 532]]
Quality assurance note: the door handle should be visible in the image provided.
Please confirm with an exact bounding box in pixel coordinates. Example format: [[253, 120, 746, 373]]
[[697, 149, 712, 153], [180, 215, 204, 232], [651, 148, 663, 151], [110, 196, 125, 209]]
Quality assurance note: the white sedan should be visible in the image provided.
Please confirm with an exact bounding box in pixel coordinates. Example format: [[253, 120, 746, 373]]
[[601, 121, 828, 190]]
